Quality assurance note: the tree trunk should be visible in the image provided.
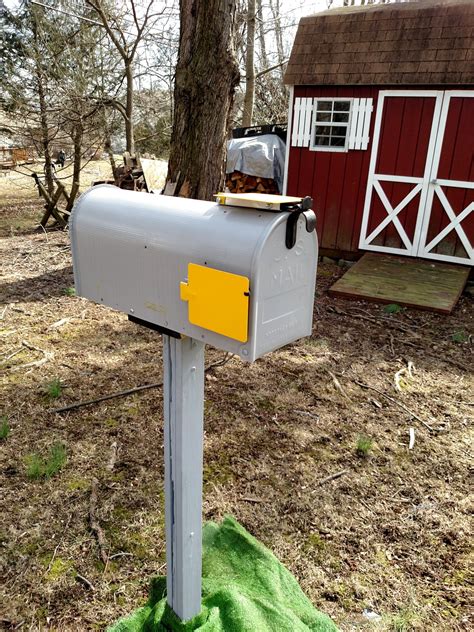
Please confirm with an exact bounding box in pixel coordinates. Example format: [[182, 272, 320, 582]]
[[105, 134, 117, 179], [67, 121, 83, 211], [32, 20, 54, 196], [242, 0, 256, 127], [256, 0, 268, 69], [166, 0, 240, 200], [269, 0, 285, 78], [37, 75, 55, 197], [125, 61, 135, 155]]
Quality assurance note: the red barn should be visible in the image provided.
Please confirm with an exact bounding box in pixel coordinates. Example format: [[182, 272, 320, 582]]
[[283, 0, 473, 267]]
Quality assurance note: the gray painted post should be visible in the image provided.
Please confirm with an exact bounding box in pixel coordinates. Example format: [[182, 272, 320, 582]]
[[163, 335, 205, 621]]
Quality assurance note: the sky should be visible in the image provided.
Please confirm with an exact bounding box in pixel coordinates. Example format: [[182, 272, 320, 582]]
[[2, 0, 350, 16]]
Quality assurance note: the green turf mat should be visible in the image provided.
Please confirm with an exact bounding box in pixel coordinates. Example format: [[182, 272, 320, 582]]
[[108, 516, 338, 632]]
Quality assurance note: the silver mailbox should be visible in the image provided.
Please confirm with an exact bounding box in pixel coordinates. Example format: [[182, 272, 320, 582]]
[[70, 185, 318, 362]]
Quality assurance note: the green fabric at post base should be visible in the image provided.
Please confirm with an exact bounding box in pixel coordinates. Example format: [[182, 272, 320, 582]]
[[108, 516, 339, 632]]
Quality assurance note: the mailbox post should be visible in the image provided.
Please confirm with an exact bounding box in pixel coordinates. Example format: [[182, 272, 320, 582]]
[[163, 335, 205, 620], [71, 187, 318, 621]]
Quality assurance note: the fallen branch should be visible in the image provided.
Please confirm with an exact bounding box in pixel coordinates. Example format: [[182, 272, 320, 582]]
[[330, 307, 414, 334], [294, 409, 319, 420], [48, 317, 71, 330], [52, 380, 162, 413], [314, 469, 348, 489], [10, 340, 53, 372], [108, 551, 133, 560], [89, 478, 108, 566], [241, 496, 265, 504], [75, 573, 95, 591], [355, 381, 434, 432], [327, 370, 351, 401], [51, 353, 233, 414]]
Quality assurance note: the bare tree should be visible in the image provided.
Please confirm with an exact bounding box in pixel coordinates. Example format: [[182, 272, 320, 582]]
[[256, 0, 268, 70], [241, 0, 256, 127], [84, 0, 169, 154], [166, 0, 240, 200]]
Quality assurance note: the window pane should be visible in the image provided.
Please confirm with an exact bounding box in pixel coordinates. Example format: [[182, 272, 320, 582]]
[[330, 136, 345, 147], [317, 101, 332, 111], [315, 136, 330, 146], [333, 112, 349, 123], [332, 126, 347, 136], [316, 112, 331, 122], [315, 125, 332, 136], [334, 101, 350, 111]]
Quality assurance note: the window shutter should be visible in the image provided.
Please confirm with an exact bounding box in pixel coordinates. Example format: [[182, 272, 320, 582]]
[[348, 98, 373, 150], [291, 97, 314, 147]]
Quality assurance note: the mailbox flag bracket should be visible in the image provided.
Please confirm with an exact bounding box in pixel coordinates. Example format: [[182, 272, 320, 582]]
[[180, 263, 249, 343], [128, 315, 181, 339]]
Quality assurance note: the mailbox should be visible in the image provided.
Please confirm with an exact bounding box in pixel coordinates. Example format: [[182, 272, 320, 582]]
[[70, 185, 319, 622], [70, 185, 318, 362]]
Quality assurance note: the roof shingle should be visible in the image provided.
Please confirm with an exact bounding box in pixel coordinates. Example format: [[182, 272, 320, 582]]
[[283, 0, 474, 86]]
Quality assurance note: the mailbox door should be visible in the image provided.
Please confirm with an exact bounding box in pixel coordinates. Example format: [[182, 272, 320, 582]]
[[180, 263, 250, 342]]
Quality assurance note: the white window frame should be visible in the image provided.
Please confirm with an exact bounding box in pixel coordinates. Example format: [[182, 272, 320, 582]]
[[310, 97, 353, 153]]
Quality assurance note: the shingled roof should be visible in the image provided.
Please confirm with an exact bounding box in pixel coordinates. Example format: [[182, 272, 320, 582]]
[[283, 0, 474, 86]]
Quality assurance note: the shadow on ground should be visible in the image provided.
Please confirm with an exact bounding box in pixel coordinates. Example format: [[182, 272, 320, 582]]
[[1, 265, 74, 303]]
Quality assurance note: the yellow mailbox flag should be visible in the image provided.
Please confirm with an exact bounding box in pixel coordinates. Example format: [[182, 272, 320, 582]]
[[180, 263, 250, 343]]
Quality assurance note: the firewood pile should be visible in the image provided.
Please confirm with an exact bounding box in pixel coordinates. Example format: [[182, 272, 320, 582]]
[[93, 152, 148, 191], [226, 170, 279, 194]]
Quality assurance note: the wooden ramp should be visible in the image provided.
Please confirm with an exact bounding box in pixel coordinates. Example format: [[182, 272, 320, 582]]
[[329, 253, 470, 314]]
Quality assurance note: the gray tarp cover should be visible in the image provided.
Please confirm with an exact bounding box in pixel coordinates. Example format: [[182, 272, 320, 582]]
[[226, 134, 286, 193]]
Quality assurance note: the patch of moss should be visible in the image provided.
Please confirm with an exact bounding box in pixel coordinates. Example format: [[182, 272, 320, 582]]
[[388, 608, 421, 631], [19, 538, 42, 555], [203, 460, 234, 489], [443, 567, 472, 587], [104, 417, 119, 429], [112, 506, 134, 522], [303, 532, 327, 562], [306, 532, 326, 551], [44, 556, 75, 581], [66, 476, 90, 491], [322, 581, 357, 610], [109, 471, 125, 483]]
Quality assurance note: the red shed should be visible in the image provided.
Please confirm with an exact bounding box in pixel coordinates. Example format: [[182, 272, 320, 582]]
[[283, 0, 473, 267]]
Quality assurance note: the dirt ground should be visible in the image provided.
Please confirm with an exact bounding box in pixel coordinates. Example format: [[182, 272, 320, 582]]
[[0, 175, 472, 632]]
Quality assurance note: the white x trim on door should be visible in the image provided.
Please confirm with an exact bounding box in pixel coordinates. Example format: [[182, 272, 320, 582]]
[[416, 91, 474, 265], [364, 179, 423, 252], [359, 90, 473, 265]]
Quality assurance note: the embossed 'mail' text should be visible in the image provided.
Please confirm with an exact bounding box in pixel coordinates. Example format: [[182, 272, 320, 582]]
[[271, 263, 306, 290]]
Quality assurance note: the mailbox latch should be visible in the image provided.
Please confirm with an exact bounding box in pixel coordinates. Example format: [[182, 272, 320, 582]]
[[285, 196, 316, 249]]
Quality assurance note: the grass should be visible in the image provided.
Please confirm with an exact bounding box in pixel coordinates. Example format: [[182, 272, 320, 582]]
[[63, 287, 76, 297], [389, 608, 420, 631], [451, 330, 468, 343], [356, 434, 373, 458], [383, 303, 403, 314], [25, 442, 67, 479], [43, 378, 63, 399], [0, 416, 10, 440], [1, 195, 472, 630]]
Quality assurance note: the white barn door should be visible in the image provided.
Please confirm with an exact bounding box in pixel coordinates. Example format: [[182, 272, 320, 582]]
[[360, 90, 473, 266], [416, 91, 474, 265]]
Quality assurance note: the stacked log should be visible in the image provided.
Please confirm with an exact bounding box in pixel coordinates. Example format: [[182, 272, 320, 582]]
[[226, 170, 279, 194]]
